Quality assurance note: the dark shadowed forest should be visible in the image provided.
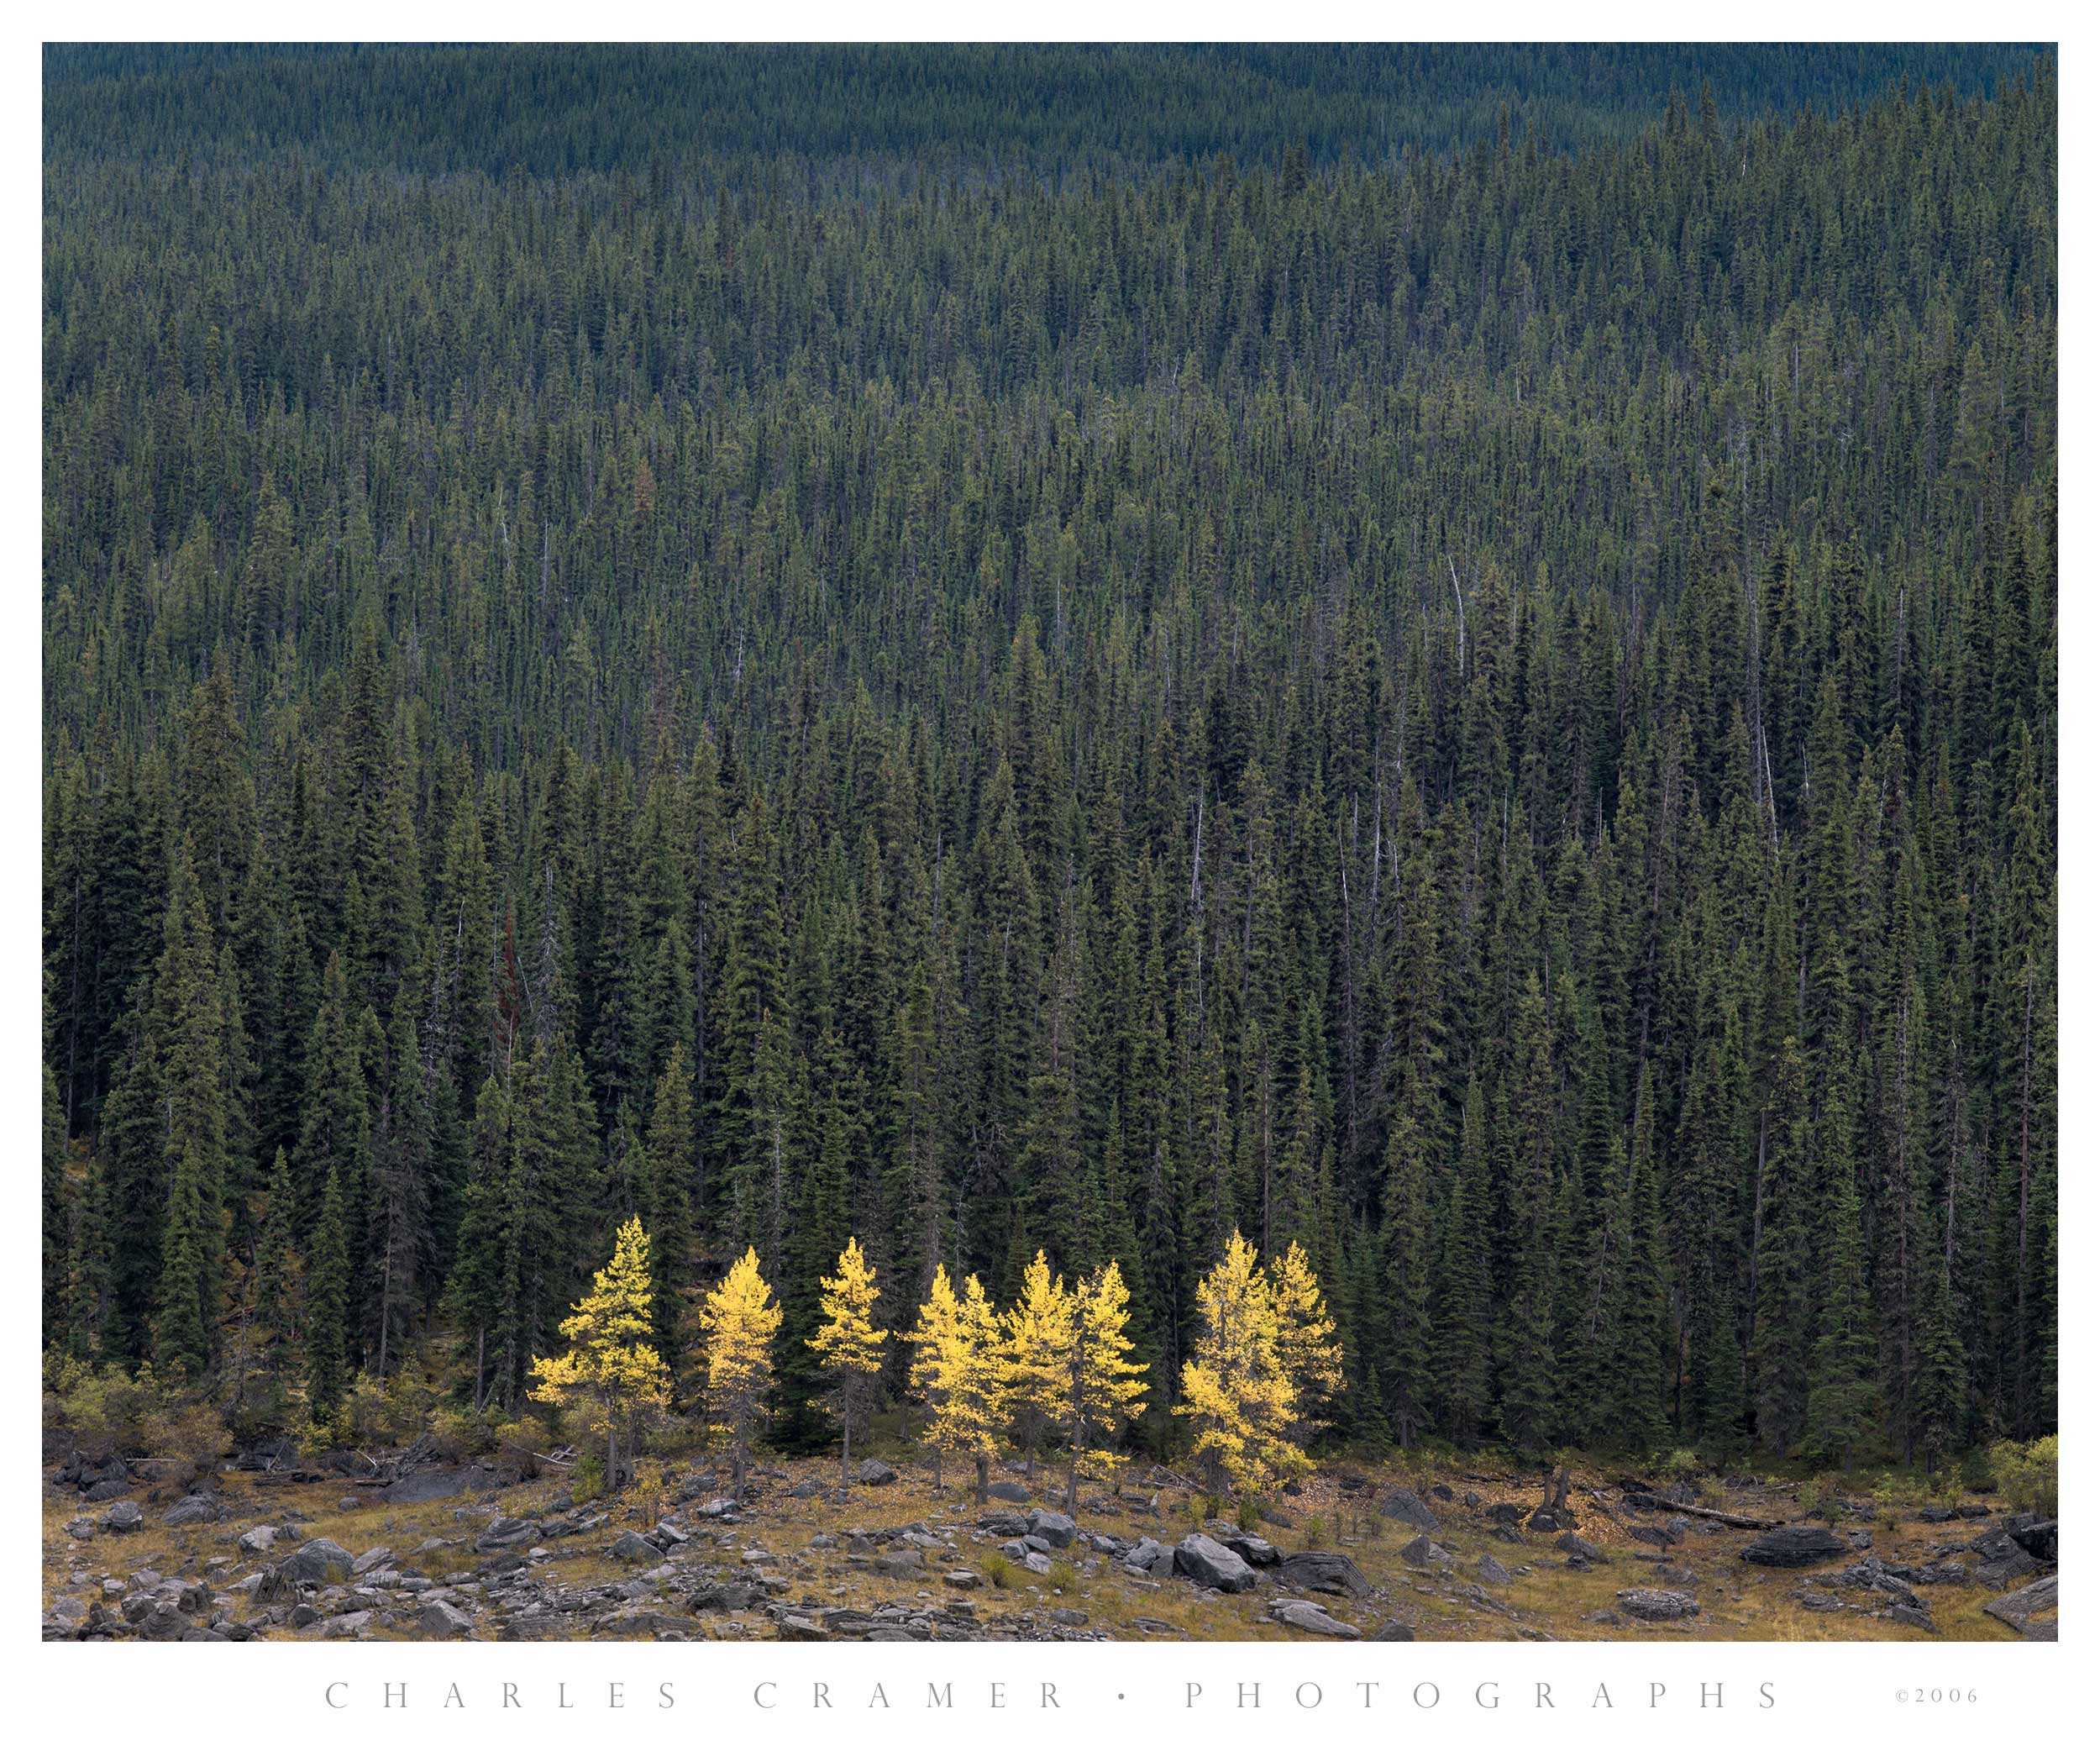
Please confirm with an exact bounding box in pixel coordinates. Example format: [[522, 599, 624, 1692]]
[[42, 45, 2055, 1486]]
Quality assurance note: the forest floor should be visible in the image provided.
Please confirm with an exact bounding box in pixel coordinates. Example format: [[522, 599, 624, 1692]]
[[41, 1445, 2058, 1643]]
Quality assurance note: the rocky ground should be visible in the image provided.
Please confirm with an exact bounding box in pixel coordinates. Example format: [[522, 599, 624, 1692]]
[[42, 1446, 2059, 1643]]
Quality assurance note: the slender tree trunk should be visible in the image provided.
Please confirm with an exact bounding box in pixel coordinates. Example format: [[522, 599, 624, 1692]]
[[975, 1453, 990, 1506], [841, 1407, 852, 1485]]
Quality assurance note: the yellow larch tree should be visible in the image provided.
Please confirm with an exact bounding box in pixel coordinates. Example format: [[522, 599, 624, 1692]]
[[698, 1246, 781, 1501], [906, 1264, 963, 1490], [528, 1215, 671, 1491], [927, 1271, 1010, 1503], [807, 1236, 887, 1484], [1063, 1259, 1149, 1511], [1001, 1249, 1074, 1480], [1173, 1228, 1305, 1500], [1267, 1239, 1344, 1448]]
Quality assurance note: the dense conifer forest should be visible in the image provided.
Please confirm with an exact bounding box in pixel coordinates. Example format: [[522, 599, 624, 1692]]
[[41, 45, 2056, 1477]]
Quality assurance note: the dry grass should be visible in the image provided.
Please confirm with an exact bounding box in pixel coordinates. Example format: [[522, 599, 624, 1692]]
[[42, 1449, 2029, 1643]]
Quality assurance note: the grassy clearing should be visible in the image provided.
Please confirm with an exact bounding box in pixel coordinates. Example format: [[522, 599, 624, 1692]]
[[43, 1450, 2031, 1643]]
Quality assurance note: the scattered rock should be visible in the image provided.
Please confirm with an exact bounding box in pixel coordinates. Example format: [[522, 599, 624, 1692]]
[[475, 1517, 541, 1551], [943, 1570, 980, 1590], [986, 1480, 1030, 1504], [609, 1530, 664, 1563], [1026, 1509, 1077, 1549], [1617, 1588, 1698, 1622], [691, 1581, 763, 1612], [237, 1526, 277, 1557], [1400, 1535, 1453, 1568], [1476, 1554, 1512, 1586], [279, 1538, 355, 1585], [419, 1600, 475, 1638], [162, 1495, 218, 1528], [1367, 1620, 1416, 1640], [1968, 1528, 2040, 1589], [2004, 1515, 2057, 1564], [1277, 1550, 1372, 1597], [1556, 1533, 1604, 1562], [1982, 1575, 2058, 1642], [1174, 1533, 1257, 1593], [1220, 1530, 1278, 1566], [869, 1549, 924, 1579], [1740, 1526, 1845, 1568], [1378, 1490, 1441, 1531], [1271, 1599, 1359, 1638], [853, 1459, 898, 1486], [1124, 1536, 1173, 1577], [102, 1501, 144, 1534]]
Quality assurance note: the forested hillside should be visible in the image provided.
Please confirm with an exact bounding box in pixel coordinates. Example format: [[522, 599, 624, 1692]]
[[42, 47, 2056, 1476]]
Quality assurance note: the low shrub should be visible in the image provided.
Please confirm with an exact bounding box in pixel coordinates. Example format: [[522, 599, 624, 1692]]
[[1988, 1436, 2057, 1515]]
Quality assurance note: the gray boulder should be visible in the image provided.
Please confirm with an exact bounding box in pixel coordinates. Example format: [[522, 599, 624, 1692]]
[[1174, 1532, 1257, 1593], [237, 1525, 277, 1556], [1740, 1526, 1846, 1568], [1368, 1620, 1416, 1640], [1476, 1554, 1513, 1586], [163, 1495, 218, 1528], [691, 1581, 763, 1612], [986, 1480, 1031, 1503], [1277, 1550, 1372, 1597], [1026, 1508, 1078, 1548], [102, 1501, 144, 1533], [1272, 1599, 1359, 1638], [1221, 1530, 1278, 1565], [2004, 1515, 2057, 1565], [608, 1530, 664, 1563], [1617, 1588, 1698, 1622], [1557, 1532, 1604, 1562], [1982, 1574, 2058, 1642], [853, 1459, 898, 1486], [1399, 1534, 1453, 1567], [475, 1516, 540, 1551], [1378, 1490, 1441, 1531], [869, 1549, 924, 1579], [280, 1538, 355, 1585], [1124, 1536, 1173, 1576], [418, 1600, 475, 1638], [1968, 1527, 2040, 1588]]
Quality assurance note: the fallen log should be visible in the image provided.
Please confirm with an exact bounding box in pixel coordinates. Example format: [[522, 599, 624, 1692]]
[[1621, 1491, 1780, 1531]]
